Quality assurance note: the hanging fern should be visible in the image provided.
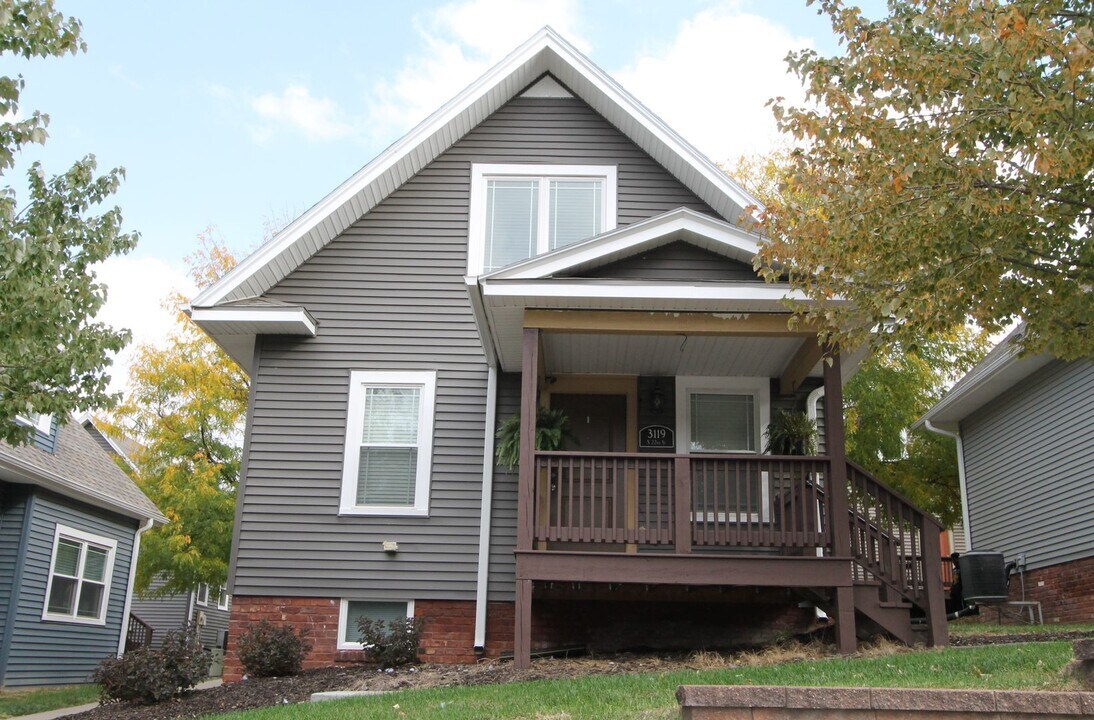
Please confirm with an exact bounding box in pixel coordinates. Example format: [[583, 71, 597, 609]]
[[495, 407, 575, 470]]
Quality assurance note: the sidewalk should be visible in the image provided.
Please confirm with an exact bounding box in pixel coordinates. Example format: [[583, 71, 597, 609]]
[[11, 679, 222, 720]]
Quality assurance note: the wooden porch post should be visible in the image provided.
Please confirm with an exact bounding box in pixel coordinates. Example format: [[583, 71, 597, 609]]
[[823, 347, 857, 654], [515, 327, 539, 670], [921, 520, 949, 647]]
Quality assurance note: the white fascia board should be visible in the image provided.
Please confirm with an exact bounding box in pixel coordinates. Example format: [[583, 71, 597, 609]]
[[540, 33, 762, 216], [191, 26, 762, 308], [189, 307, 318, 336], [464, 277, 500, 369], [481, 279, 810, 303], [485, 208, 762, 281]]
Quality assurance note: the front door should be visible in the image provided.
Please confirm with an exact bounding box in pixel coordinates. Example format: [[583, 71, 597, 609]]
[[546, 393, 627, 545]]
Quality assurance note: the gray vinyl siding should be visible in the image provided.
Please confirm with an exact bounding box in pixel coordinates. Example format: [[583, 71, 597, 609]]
[[0, 483, 30, 674], [487, 373, 521, 602], [2, 489, 136, 688], [130, 577, 190, 648], [193, 592, 231, 649], [961, 359, 1094, 571], [237, 95, 720, 601], [569, 241, 758, 282]]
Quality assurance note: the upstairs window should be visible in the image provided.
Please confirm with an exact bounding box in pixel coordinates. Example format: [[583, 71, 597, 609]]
[[16, 412, 52, 435], [340, 371, 436, 517], [42, 525, 116, 625], [469, 164, 617, 274]]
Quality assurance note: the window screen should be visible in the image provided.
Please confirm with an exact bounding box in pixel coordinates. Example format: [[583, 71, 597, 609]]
[[357, 387, 421, 506], [484, 179, 538, 272], [343, 601, 410, 644], [689, 393, 755, 453], [548, 180, 602, 249]]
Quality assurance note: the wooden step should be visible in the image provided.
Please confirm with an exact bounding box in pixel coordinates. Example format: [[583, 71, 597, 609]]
[[852, 584, 917, 646]]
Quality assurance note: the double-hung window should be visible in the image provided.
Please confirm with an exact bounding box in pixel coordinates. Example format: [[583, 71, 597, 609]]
[[468, 164, 617, 274], [340, 371, 437, 516], [196, 583, 210, 607], [42, 525, 116, 625]]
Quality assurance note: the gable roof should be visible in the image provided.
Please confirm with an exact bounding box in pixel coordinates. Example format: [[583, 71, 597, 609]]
[[915, 325, 1055, 431], [0, 417, 166, 523], [482, 208, 762, 281], [191, 27, 761, 309]]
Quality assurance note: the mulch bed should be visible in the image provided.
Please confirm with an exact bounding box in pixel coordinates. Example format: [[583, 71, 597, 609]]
[[66, 630, 1094, 720]]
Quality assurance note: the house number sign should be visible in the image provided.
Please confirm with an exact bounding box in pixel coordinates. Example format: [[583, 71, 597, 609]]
[[639, 425, 674, 449]]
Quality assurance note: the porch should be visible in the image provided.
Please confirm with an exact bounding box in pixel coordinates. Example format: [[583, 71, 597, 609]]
[[505, 312, 947, 668]]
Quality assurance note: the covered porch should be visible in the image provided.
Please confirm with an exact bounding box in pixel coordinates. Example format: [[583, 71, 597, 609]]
[[465, 210, 947, 667]]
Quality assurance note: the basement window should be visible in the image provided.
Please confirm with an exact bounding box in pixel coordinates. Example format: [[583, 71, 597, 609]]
[[337, 600, 414, 650], [468, 164, 617, 274]]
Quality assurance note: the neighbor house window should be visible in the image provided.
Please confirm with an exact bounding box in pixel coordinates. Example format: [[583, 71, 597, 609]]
[[340, 371, 437, 516], [337, 600, 414, 650], [216, 585, 230, 611], [468, 164, 617, 274], [42, 525, 117, 625], [15, 412, 52, 435], [196, 583, 209, 607]]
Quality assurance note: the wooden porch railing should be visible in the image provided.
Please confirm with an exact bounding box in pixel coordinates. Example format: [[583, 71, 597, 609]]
[[125, 613, 154, 653], [532, 452, 833, 553], [846, 459, 945, 611]]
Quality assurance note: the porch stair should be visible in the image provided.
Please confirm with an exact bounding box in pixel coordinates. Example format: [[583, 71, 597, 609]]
[[835, 460, 947, 648]]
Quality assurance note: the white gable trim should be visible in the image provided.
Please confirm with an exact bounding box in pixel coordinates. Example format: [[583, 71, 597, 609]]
[[191, 27, 762, 308], [483, 208, 762, 280]]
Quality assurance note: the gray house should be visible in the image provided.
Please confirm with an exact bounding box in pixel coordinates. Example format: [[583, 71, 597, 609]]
[[0, 415, 165, 688], [919, 327, 1094, 623], [191, 29, 948, 678]]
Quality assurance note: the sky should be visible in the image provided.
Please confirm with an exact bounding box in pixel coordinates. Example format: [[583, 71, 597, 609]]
[[9, 0, 885, 393]]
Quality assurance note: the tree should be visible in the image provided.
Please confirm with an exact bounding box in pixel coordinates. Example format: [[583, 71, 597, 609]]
[[0, 1, 138, 444], [729, 151, 989, 525], [759, 0, 1093, 360], [102, 233, 246, 596]]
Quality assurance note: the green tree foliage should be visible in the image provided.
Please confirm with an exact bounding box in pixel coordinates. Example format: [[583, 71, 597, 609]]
[[759, 0, 1093, 360], [843, 331, 989, 526], [729, 151, 989, 525], [0, 1, 138, 444], [103, 234, 246, 596]]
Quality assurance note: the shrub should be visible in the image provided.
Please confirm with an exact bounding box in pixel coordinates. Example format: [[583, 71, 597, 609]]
[[93, 626, 210, 704], [357, 616, 423, 667], [236, 620, 312, 677]]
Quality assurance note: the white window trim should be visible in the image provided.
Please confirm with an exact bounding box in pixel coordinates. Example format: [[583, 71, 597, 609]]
[[16, 412, 53, 435], [675, 376, 771, 523], [41, 524, 117, 626], [340, 370, 437, 517], [217, 585, 230, 611], [337, 599, 415, 651], [196, 583, 209, 607], [467, 163, 618, 276]]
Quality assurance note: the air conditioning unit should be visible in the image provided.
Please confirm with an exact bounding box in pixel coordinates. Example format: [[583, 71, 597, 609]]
[[959, 551, 1010, 604]]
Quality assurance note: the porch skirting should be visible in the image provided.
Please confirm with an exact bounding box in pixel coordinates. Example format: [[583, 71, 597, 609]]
[[222, 592, 816, 681]]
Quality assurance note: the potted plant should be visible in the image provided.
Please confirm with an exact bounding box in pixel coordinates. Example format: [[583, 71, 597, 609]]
[[763, 410, 818, 456], [495, 407, 574, 470]]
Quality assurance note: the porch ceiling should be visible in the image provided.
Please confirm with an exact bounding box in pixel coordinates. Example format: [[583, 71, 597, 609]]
[[543, 332, 809, 377]]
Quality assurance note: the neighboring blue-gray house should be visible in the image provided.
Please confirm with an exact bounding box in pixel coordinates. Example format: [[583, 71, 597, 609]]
[[191, 28, 949, 677], [0, 414, 165, 688], [919, 326, 1094, 623]]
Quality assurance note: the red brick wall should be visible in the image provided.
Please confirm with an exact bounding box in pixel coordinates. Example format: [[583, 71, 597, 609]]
[[1003, 556, 1094, 624], [224, 592, 814, 681]]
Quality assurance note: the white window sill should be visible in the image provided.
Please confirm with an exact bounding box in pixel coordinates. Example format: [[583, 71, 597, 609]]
[[41, 613, 107, 627], [338, 506, 429, 518]]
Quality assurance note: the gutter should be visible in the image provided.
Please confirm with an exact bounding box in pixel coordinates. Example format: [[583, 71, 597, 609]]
[[473, 364, 499, 651], [116, 517, 155, 656], [923, 420, 973, 551]]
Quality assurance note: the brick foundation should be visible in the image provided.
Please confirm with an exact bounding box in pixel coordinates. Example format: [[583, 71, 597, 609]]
[[224, 590, 815, 682], [997, 556, 1094, 624]]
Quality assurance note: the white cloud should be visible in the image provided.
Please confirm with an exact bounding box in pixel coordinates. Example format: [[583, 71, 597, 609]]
[[94, 256, 196, 395], [250, 84, 356, 143], [613, 2, 813, 164], [366, 0, 588, 142]]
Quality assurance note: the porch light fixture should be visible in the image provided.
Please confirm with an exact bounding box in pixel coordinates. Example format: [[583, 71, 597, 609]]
[[651, 380, 665, 414]]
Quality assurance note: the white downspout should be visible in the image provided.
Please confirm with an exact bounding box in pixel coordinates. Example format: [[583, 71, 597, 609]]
[[473, 365, 499, 651], [117, 517, 154, 656], [924, 420, 973, 551]]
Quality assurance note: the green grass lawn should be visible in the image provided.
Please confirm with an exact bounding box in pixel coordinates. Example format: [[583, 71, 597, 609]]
[[210, 642, 1078, 720], [0, 684, 99, 719]]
